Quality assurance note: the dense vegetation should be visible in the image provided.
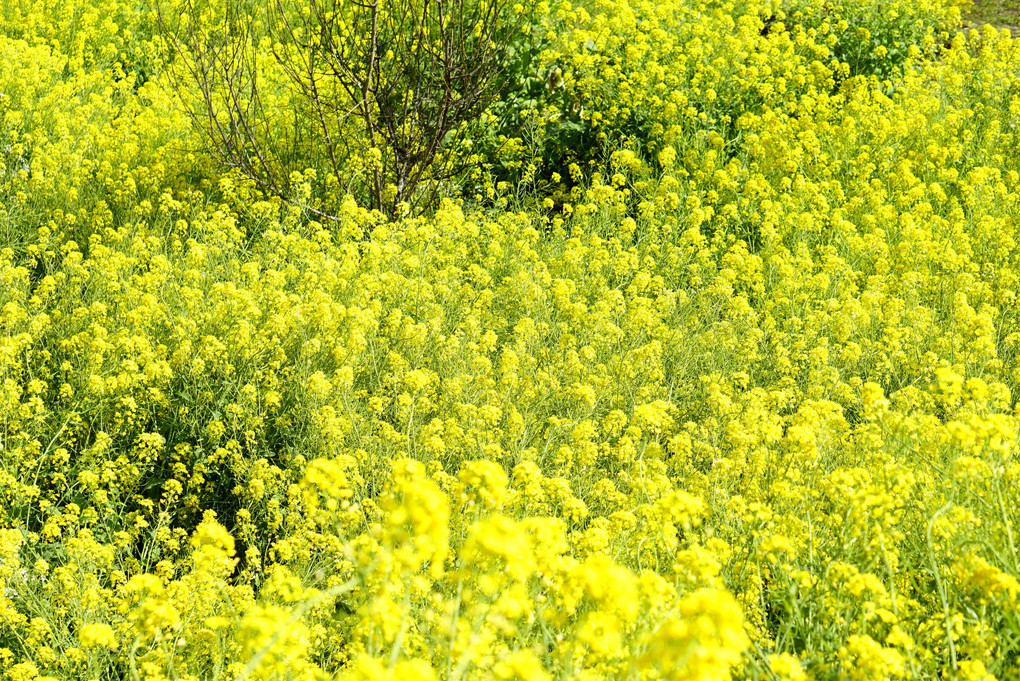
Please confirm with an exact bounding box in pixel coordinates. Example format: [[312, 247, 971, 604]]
[[2, 0, 1020, 679]]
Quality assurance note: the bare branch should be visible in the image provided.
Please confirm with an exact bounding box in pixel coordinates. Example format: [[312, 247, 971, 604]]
[[158, 0, 523, 219]]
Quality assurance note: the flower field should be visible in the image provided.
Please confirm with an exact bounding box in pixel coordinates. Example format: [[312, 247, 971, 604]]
[[2, 0, 1020, 678]]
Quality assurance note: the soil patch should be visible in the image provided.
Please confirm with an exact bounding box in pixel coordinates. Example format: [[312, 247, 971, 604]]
[[963, 0, 1020, 36]]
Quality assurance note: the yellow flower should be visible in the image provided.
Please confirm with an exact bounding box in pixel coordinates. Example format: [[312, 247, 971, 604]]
[[78, 623, 118, 650], [638, 589, 747, 681], [839, 635, 908, 680], [767, 652, 807, 681]]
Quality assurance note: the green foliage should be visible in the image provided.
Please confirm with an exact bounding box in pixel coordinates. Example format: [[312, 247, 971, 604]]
[[782, 0, 963, 80]]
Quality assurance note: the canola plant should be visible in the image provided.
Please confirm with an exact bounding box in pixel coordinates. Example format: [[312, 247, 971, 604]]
[[1, 0, 1019, 679]]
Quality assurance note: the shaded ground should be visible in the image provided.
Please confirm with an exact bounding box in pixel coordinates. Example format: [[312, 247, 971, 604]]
[[963, 0, 1020, 36]]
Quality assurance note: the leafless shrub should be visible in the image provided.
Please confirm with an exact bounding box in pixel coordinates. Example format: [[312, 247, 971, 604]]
[[158, 0, 522, 218]]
